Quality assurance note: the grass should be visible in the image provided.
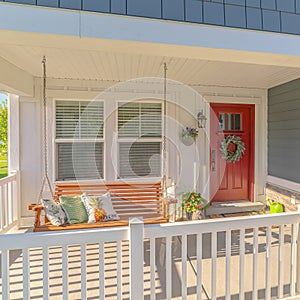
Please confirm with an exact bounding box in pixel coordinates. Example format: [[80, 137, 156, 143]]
[[0, 155, 8, 179]]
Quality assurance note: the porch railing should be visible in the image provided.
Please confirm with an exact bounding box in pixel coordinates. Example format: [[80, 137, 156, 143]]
[[0, 171, 20, 234], [1, 212, 300, 299]]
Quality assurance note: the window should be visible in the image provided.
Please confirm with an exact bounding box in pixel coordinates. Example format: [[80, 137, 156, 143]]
[[55, 100, 104, 181], [219, 113, 242, 131], [118, 102, 162, 178]]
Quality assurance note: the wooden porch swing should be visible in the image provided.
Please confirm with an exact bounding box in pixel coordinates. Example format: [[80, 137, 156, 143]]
[[28, 60, 174, 232]]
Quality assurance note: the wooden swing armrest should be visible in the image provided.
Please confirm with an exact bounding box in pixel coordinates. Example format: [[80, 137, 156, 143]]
[[160, 197, 178, 220], [27, 204, 44, 228]]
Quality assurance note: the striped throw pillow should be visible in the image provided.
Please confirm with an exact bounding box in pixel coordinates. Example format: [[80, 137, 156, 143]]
[[60, 196, 88, 224]]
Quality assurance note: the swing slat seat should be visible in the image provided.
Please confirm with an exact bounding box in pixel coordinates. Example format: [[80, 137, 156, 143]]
[[28, 181, 172, 232]]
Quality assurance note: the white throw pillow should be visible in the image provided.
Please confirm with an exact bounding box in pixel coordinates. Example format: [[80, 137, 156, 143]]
[[81, 192, 120, 223], [42, 199, 68, 226]]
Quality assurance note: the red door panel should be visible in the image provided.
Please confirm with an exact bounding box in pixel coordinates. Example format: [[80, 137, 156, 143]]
[[210, 104, 255, 202]]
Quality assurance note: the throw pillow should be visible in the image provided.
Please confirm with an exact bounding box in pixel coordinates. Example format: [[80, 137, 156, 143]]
[[60, 195, 88, 224], [81, 192, 120, 223], [42, 199, 68, 226]]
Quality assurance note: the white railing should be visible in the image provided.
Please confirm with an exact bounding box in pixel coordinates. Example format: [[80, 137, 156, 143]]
[[1, 213, 300, 299], [0, 171, 20, 233]]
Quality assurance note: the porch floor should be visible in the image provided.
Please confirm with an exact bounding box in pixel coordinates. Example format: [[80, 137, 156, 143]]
[[0, 224, 294, 299]]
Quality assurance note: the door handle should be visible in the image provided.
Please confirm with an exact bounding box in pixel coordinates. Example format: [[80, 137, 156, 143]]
[[211, 150, 216, 172]]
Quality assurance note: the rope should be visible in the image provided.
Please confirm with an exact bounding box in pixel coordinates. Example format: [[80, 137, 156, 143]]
[[162, 63, 168, 197], [37, 56, 54, 203]]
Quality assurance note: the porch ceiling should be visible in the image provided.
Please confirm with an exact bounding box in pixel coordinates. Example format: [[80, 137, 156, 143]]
[[1, 39, 300, 89]]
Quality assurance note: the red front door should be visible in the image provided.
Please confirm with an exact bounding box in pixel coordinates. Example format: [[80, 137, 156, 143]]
[[210, 103, 255, 202]]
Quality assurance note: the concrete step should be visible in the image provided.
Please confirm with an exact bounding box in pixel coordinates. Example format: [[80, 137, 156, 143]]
[[205, 200, 265, 216]]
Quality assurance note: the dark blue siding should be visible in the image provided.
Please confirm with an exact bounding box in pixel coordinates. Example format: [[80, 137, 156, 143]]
[[268, 78, 300, 183], [3, 0, 300, 35]]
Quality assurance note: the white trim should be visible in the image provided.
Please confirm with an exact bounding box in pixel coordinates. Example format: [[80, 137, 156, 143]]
[[55, 139, 104, 143], [117, 100, 163, 180], [204, 96, 262, 105], [267, 176, 300, 194], [54, 99, 105, 182]]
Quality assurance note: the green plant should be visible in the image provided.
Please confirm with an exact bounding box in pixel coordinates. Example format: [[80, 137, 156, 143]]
[[182, 127, 198, 138], [181, 192, 209, 213], [220, 135, 245, 163]]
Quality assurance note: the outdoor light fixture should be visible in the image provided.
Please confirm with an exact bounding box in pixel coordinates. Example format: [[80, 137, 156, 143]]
[[197, 110, 207, 128]]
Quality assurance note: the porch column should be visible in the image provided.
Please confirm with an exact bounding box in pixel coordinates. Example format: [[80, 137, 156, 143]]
[[129, 217, 144, 300], [8, 94, 20, 172]]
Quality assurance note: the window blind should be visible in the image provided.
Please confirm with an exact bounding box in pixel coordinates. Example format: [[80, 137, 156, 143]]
[[55, 100, 104, 181], [57, 142, 103, 181], [56, 101, 104, 139], [117, 102, 162, 179], [118, 103, 162, 138], [119, 142, 161, 178]]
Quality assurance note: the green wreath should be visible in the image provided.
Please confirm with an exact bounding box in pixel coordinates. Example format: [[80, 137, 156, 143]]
[[220, 135, 245, 163]]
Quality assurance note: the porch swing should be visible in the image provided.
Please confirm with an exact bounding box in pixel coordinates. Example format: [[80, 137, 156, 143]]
[[28, 59, 173, 232]]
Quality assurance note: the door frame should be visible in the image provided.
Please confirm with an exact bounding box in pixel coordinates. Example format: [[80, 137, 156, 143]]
[[210, 103, 255, 202], [202, 93, 266, 204]]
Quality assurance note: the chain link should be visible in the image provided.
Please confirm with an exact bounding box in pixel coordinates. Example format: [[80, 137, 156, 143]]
[[37, 56, 54, 202], [162, 63, 168, 196]]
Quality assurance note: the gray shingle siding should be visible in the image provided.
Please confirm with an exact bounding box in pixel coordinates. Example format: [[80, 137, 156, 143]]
[[268, 79, 300, 183], [3, 0, 300, 35]]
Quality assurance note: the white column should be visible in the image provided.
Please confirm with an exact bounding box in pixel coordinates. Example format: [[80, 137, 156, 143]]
[[296, 220, 300, 293], [129, 217, 144, 300], [8, 94, 20, 172]]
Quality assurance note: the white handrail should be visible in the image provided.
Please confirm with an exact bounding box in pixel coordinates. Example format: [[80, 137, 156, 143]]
[[0, 170, 20, 233], [1, 212, 300, 299], [0, 172, 17, 185], [144, 212, 300, 238]]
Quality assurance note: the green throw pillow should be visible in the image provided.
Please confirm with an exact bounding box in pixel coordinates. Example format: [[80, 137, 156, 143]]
[[60, 196, 88, 224]]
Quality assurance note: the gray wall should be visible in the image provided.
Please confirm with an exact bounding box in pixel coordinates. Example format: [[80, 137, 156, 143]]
[[268, 78, 300, 183], [3, 0, 300, 35]]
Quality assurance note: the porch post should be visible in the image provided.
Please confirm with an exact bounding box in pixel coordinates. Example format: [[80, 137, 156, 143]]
[[8, 94, 20, 173], [296, 207, 300, 293], [8, 94, 21, 228], [129, 217, 144, 300]]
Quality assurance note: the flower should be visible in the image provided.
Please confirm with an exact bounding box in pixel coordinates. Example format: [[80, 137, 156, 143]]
[[182, 127, 198, 138], [181, 192, 209, 213]]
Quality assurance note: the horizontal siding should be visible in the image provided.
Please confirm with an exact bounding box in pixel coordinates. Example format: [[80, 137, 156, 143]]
[[268, 78, 300, 183], [3, 0, 300, 35]]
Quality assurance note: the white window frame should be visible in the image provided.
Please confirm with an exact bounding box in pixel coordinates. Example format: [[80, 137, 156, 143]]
[[54, 99, 105, 183], [116, 99, 163, 180]]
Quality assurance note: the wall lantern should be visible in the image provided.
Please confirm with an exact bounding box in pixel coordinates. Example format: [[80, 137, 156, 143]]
[[197, 110, 207, 129]]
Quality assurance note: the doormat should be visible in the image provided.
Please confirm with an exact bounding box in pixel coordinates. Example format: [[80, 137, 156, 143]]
[[209, 210, 265, 219]]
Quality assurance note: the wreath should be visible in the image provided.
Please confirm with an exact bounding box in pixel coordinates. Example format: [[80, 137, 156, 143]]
[[220, 135, 245, 163]]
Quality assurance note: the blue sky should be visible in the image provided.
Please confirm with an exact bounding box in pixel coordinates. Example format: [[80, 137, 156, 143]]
[[0, 93, 7, 104]]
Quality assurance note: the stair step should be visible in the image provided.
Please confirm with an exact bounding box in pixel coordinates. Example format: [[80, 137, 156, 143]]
[[205, 201, 265, 216]]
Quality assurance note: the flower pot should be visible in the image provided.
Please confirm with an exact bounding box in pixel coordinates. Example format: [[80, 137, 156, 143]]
[[181, 136, 195, 146], [185, 211, 204, 221], [186, 211, 193, 220]]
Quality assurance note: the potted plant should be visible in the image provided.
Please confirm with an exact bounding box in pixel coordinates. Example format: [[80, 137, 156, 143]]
[[181, 127, 198, 146], [181, 192, 209, 220]]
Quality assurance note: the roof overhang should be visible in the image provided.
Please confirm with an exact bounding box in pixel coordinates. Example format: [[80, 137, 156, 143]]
[[1, 2, 300, 92]]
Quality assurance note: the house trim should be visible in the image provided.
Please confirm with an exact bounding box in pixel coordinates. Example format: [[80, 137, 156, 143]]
[[267, 175, 300, 194]]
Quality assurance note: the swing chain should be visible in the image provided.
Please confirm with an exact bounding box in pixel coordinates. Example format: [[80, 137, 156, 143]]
[[37, 56, 54, 203], [162, 62, 168, 197]]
